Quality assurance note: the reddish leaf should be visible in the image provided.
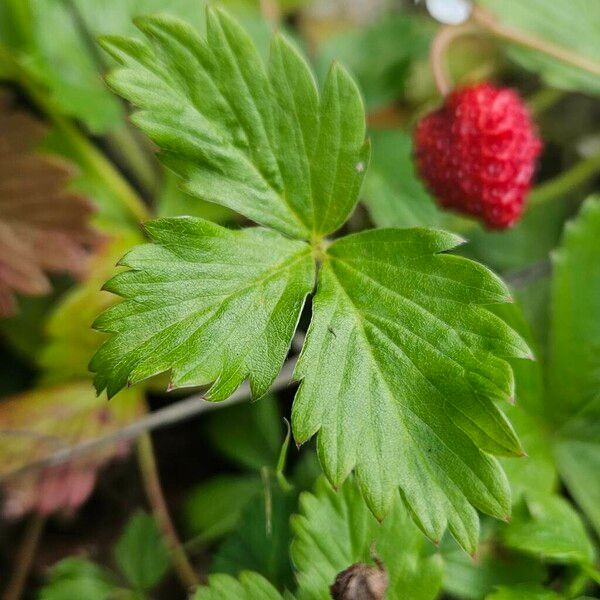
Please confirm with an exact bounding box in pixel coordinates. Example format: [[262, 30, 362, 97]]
[[0, 383, 144, 519], [0, 97, 97, 317]]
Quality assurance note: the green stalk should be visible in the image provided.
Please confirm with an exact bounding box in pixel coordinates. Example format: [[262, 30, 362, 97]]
[[528, 152, 600, 208]]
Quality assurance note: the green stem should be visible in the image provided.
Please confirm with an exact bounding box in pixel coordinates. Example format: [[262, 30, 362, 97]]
[[136, 432, 199, 591], [528, 152, 600, 208]]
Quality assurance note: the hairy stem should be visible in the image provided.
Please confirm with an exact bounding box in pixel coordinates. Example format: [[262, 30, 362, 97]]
[[2, 514, 45, 600], [136, 432, 199, 591], [472, 6, 600, 77]]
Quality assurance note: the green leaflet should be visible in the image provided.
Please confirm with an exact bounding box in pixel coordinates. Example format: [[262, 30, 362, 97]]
[[193, 572, 283, 600], [291, 477, 443, 600], [100, 8, 369, 240], [293, 229, 529, 552], [90, 218, 314, 398]]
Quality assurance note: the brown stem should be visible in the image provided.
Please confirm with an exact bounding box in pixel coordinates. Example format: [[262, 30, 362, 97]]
[[430, 23, 481, 96], [472, 6, 600, 77], [136, 432, 199, 591], [2, 514, 45, 600]]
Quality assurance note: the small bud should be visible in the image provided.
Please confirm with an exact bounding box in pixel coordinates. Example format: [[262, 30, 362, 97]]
[[330, 561, 389, 600]]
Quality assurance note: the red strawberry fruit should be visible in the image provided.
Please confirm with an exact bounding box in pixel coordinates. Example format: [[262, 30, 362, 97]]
[[414, 83, 542, 229]]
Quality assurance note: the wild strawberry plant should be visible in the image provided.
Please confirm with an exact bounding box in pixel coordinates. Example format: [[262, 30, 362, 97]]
[[89, 8, 529, 555]]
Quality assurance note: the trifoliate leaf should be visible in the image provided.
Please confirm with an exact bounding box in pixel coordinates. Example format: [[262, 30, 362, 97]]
[[478, 0, 600, 96], [193, 571, 283, 600], [502, 495, 595, 566], [114, 511, 170, 591], [290, 477, 443, 600], [90, 218, 314, 398], [100, 8, 369, 239], [39, 558, 119, 600], [0, 383, 143, 519], [293, 228, 529, 552], [0, 101, 97, 317]]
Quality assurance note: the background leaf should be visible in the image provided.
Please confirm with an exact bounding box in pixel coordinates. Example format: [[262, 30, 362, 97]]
[[193, 571, 283, 600], [547, 196, 600, 536], [362, 129, 441, 228], [0, 101, 97, 317], [39, 558, 118, 600], [114, 511, 170, 591], [212, 479, 296, 591], [477, 0, 600, 96], [502, 494, 595, 566], [184, 474, 264, 544], [0, 383, 143, 518]]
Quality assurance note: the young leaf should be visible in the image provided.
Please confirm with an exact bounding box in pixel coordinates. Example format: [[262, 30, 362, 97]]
[[0, 102, 97, 317], [293, 229, 529, 552], [90, 218, 314, 398], [193, 571, 283, 600], [290, 477, 443, 600], [114, 511, 170, 591], [39, 558, 119, 600], [100, 8, 369, 239]]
